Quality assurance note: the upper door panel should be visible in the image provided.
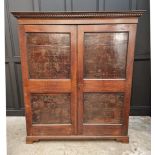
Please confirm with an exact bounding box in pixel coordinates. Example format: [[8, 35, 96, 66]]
[[26, 32, 71, 79], [84, 32, 128, 79]]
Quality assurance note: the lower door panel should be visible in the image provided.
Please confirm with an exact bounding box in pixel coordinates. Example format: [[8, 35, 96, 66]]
[[82, 92, 124, 136]]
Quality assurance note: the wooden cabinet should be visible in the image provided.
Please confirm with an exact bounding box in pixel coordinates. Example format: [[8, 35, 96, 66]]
[[13, 11, 144, 143]]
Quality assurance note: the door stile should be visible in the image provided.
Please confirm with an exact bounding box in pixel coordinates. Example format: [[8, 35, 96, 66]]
[[122, 24, 137, 135], [77, 26, 84, 134], [19, 25, 32, 136], [70, 26, 78, 135]]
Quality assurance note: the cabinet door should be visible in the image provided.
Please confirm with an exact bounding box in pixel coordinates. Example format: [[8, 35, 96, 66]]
[[19, 25, 77, 136], [78, 25, 137, 136]]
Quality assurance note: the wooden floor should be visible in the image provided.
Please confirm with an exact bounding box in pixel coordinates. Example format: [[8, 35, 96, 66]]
[[7, 116, 151, 155]]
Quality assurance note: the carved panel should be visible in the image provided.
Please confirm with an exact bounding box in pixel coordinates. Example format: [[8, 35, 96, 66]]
[[31, 93, 71, 124], [84, 32, 128, 79], [27, 33, 71, 79], [84, 93, 124, 124]]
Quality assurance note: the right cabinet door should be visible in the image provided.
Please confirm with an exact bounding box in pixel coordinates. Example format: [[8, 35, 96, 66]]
[[77, 24, 137, 136]]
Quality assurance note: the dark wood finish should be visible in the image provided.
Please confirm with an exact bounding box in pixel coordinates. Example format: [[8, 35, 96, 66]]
[[83, 80, 125, 92], [82, 125, 122, 136], [13, 11, 143, 143], [77, 24, 137, 137], [27, 33, 71, 79], [26, 135, 129, 144], [17, 18, 138, 25], [18, 24, 77, 138], [6, 0, 150, 117], [12, 11, 144, 18], [83, 93, 124, 124], [84, 32, 128, 79], [31, 93, 71, 124]]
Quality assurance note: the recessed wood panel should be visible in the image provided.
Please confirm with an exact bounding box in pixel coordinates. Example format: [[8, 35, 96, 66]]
[[31, 93, 71, 124], [84, 32, 128, 79], [84, 93, 124, 124], [27, 33, 71, 79]]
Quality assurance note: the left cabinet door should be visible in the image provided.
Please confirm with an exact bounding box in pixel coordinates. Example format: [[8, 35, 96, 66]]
[[19, 25, 77, 136]]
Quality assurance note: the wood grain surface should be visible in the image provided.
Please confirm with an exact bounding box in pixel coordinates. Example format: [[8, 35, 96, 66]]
[[13, 12, 142, 143], [31, 93, 71, 124], [27, 33, 71, 79], [83, 93, 124, 124], [84, 32, 128, 79]]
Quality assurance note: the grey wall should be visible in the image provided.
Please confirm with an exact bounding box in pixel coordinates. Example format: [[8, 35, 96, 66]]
[[5, 0, 151, 116]]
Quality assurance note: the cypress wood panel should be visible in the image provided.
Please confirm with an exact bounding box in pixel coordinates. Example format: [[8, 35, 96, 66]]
[[27, 33, 71, 79], [5, 0, 150, 116], [84, 32, 128, 79], [31, 93, 71, 124], [83, 93, 124, 124]]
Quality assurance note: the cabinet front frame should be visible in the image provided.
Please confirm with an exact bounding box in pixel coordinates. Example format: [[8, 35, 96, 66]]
[[18, 22, 137, 138]]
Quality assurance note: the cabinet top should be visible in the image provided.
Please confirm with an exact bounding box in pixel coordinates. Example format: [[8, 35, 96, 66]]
[[12, 11, 145, 19]]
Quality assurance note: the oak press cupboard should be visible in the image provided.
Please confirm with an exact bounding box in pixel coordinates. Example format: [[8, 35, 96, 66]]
[[12, 11, 144, 143]]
